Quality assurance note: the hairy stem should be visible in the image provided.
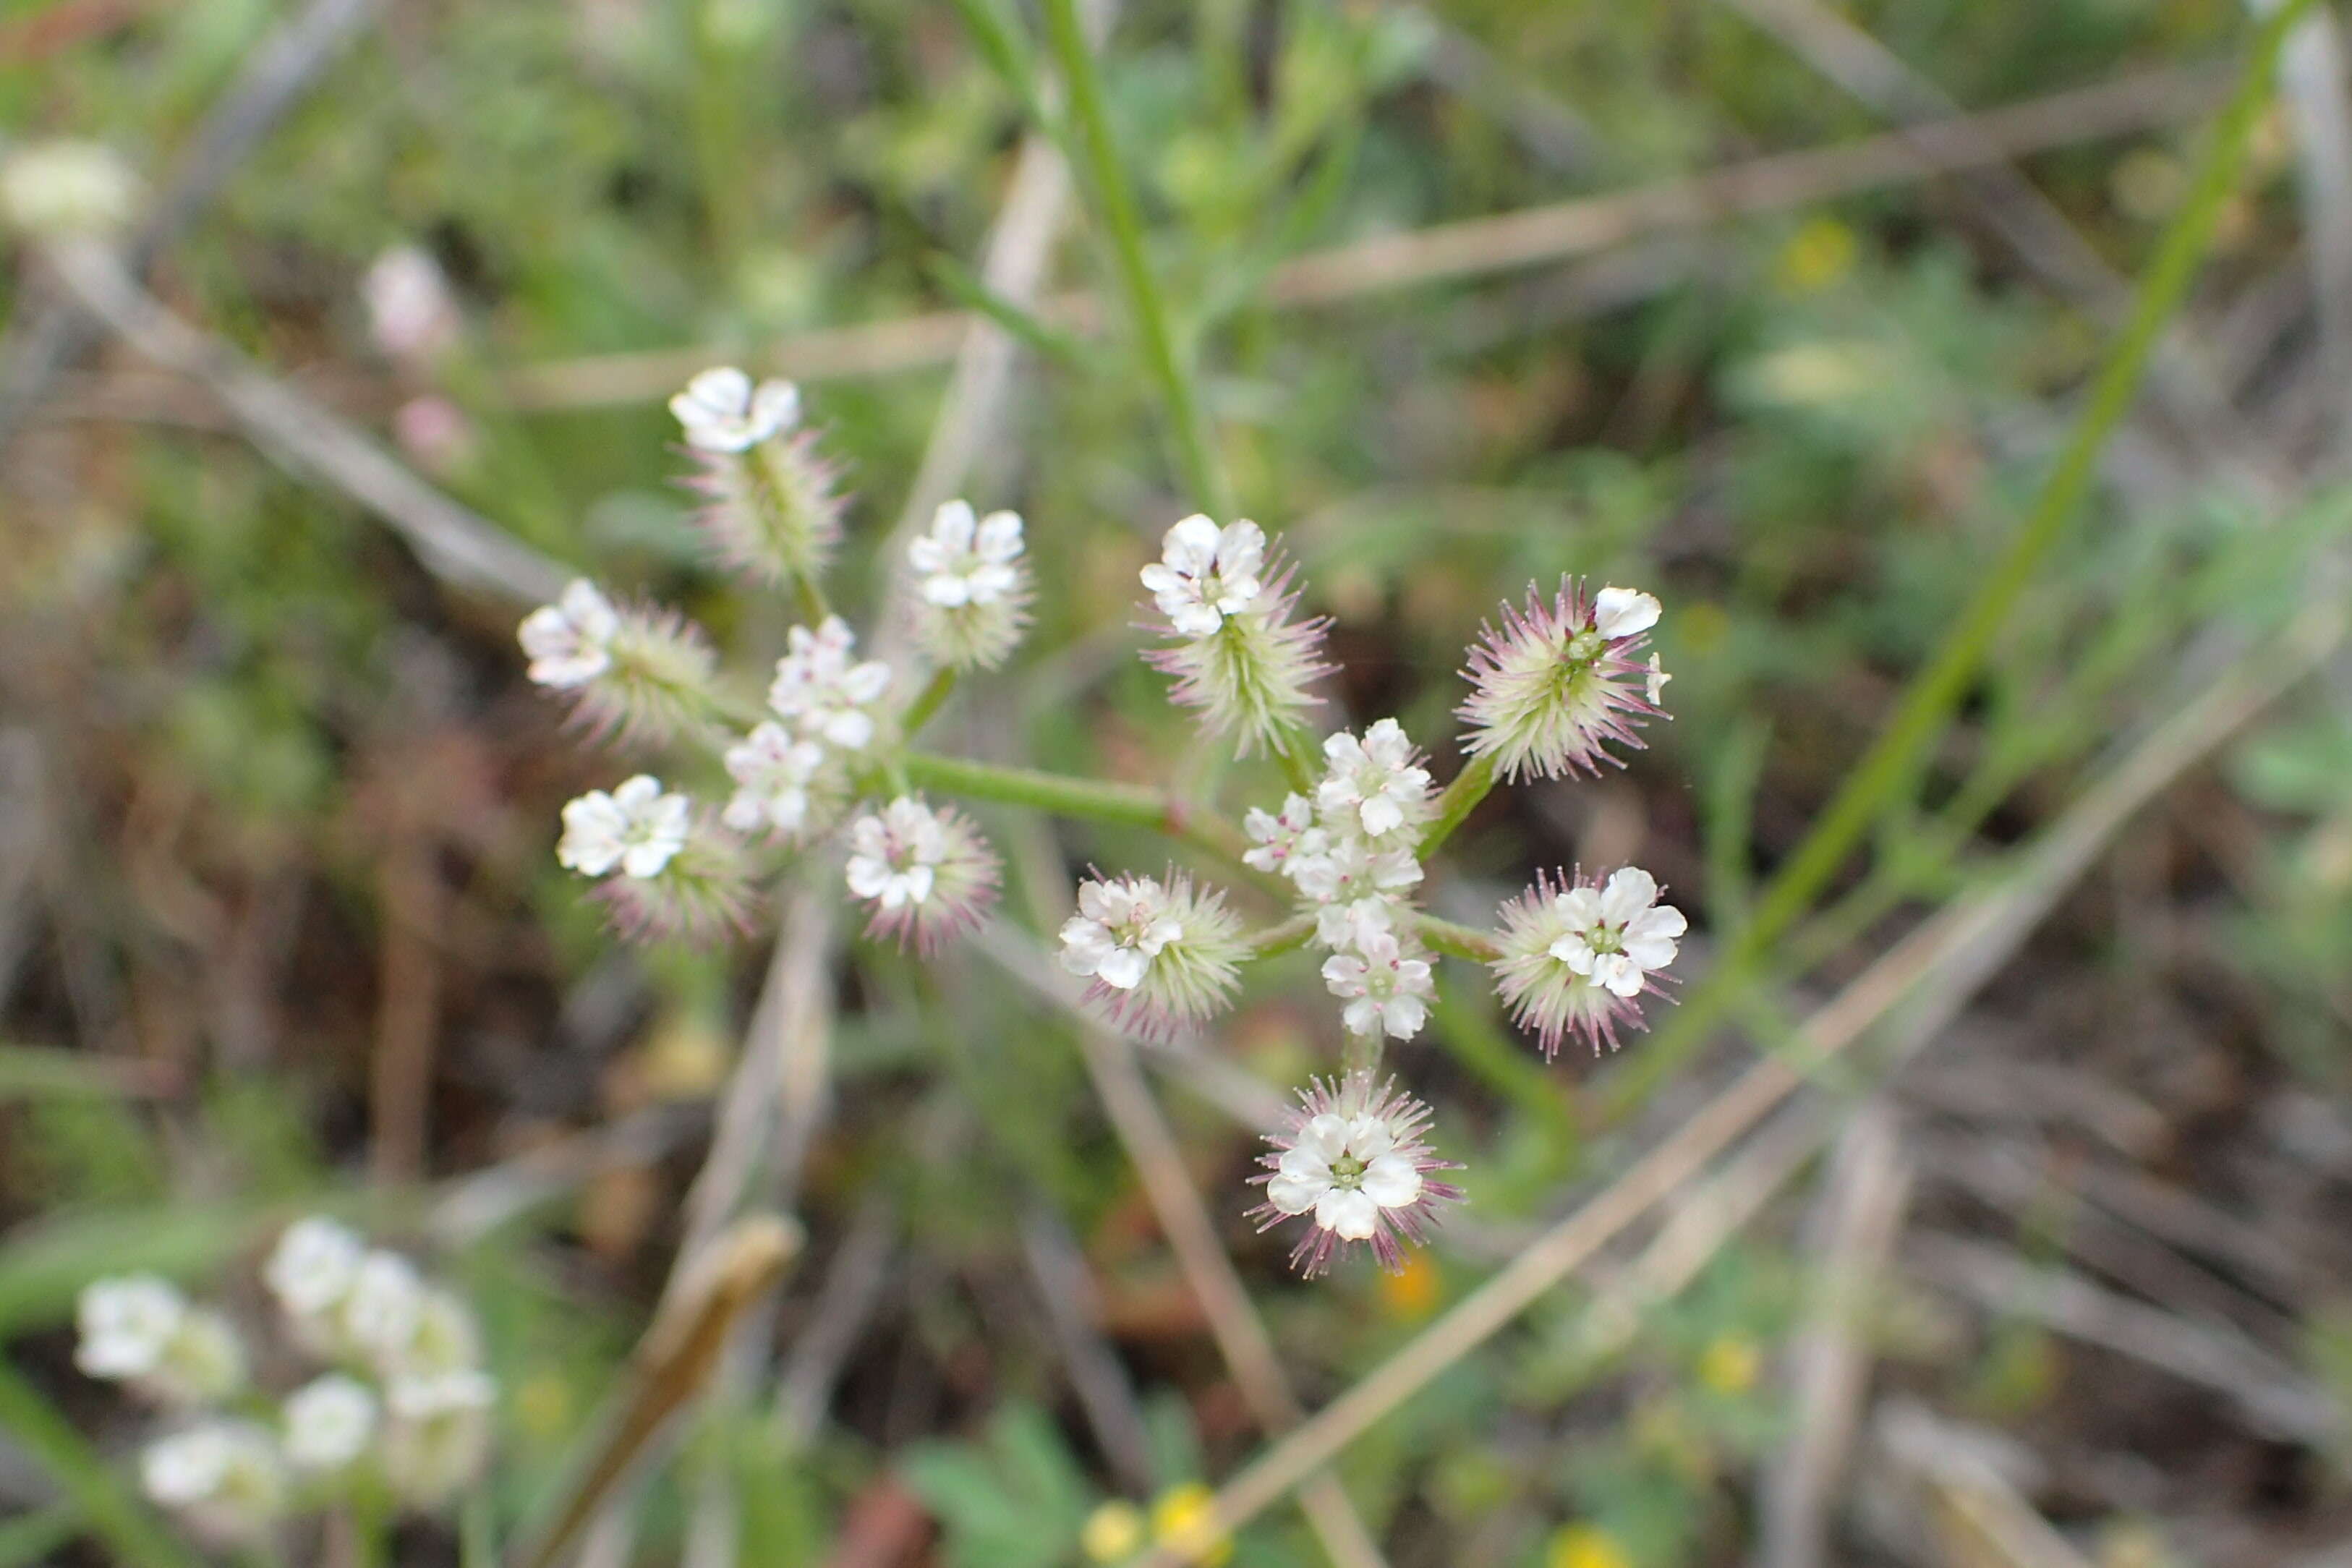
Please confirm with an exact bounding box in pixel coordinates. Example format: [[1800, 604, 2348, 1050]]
[[1413, 913, 1502, 963], [898, 667, 958, 740], [902, 751, 1271, 882]]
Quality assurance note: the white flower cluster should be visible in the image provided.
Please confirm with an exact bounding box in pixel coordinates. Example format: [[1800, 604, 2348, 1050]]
[[75, 1217, 494, 1548], [519, 369, 1029, 953], [1243, 719, 1438, 1041]]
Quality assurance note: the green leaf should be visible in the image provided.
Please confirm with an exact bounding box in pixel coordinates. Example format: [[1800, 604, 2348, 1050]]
[[0, 1361, 205, 1568]]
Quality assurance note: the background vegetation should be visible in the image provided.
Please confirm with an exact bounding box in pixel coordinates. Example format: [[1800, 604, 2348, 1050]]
[[4, 0, 2352, 1564]]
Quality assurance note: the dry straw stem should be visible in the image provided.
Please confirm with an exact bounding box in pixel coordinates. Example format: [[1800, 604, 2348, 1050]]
[[1128, 596, 2350, 1564], [41, 239, 571, 604], [1876, 1399, 2097, 1568], [499, 62, 2223, 411], [508, 1214, 803, 1568]]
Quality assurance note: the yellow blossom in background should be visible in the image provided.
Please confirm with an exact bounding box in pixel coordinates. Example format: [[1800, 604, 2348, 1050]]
[[1546, 1521, 1633, 1568], [1151, 1482, 1232, 1567], [1773, 216, 1857, 294], [1699, 1331, 1761, 1395], [1081, 1499, 1146, 1563], [1379, 1248, 1440, 1318]]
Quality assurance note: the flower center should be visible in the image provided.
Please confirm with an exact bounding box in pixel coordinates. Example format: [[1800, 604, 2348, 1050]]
[[1585, 926, 1624, 956], [1330, 1154, 1366, 1185], [1564, 629, 1606, 664]]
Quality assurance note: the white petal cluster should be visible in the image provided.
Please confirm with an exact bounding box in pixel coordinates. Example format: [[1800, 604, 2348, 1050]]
[[1057, 872, 1248, 1039], [846, 796, 949, 910], [670, 366, 800, 453], [1140, 515, 1264, 637], [558, 775, 691, 879], [1315, 719, 1432, 840], [722, 723, 829, 837], [1265, 1110, 1427, 1240], [911, 500, 1024, 608], [517, 579, 620, 689], [1321, 929, 1435, 1041], [1060, 877, 1185, 992], [1250, 717, 1438, 1041], [1546, 866, 1686, 998], [282, 1374, 378, 1472], [907, 501, 1032, 670], [767, 615, 892, 751], [76, 1275, 244, 1406], [1592, 586, 1662, 640], [140, 1422, 286, 1546]]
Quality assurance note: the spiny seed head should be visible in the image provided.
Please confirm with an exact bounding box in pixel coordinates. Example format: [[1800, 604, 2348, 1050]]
[[1489, 866, 1686, 1058], [673, 368, 845, 589], [1139, 518, 1330, 756], [585, 811, 755, 944], [843, 795, 1000, 952], [1459, 578, 1668, 782], [907, 500, 1032, 671], [521, 584, 721, 747], [1247, 1073, 1463, 1277], [1058, 870, 1250, 1041]]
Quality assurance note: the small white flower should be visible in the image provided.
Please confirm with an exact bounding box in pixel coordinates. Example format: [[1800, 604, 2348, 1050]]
[[141, 1423, 285, 1543], [1243, 793, 1327, 875], [910, 500, 1024, 607], [1316, 719, 1433, 840], [0, 140, 139, 237], [362, 247, 459, 362], [558, 776, 692, 880], [266, 1217, 367, 1319], [76, 1276, 187, 1382], [1313, 895, 1397, 951], [767, 617, 892, 751], [845, 798, 950, 911], [1060, 878, 1183, 992], [1321, 931, 1435, 1040], [669, 366, 800, 453], [1289, 837, 1423, 907], [282, 1376, 379, 1473], [517, 580, 621, 689], [722, 723, 827, 835], [844, 797, 999, 950], [1250, 1075, 1462, 1275], [381, 1370, 496, 1510], [338, 1251, 426, 1366], [1548, 866, 1687, 998], [1059, 872, 1249, 1039], [1647, 653, 1671, 706], [1593, 585, 1662, 641], [1139, 516, 1266, 637], [393, 1287, 485, 1378]]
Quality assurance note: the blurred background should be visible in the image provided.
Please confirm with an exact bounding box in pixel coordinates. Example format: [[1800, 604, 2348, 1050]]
[[4, 0, 2352, 1564]]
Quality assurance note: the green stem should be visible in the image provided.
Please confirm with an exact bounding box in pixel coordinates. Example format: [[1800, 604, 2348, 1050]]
[[898, 668, 959, 740], [1339, 1028, 1384, 1081], [1419, 752, 1499, 858], [1039, 0, 1232, 519], [0, 1361, 203, 1568], [791, 572, 832, 629], [1601, 0, 2314, 1117], [1268, 724, 1318, 796], [1249, 912, 1316, 956], [1413, 913, 1501, 963], [902, 751, 1271, 883]]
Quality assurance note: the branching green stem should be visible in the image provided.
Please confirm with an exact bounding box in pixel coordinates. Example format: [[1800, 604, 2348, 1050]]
[[1413, 913, 1501, 963], [1603, 0, 2315, 1115], [898, 668, 958, 740], [1418, 752, 1498, 859], [902, 751, 1274, 884], [1039, 0, 1232, 519], [1249, 912, 1316, 956]]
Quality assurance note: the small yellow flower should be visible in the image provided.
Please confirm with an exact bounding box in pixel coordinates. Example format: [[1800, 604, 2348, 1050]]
[[1081, 1499, 1146, 1564], [1379, 1248, 1439, 1318], [1773, 216, 1857, 294], [1698, 1332, 1761, 1396], [1546, 1521, 1632, 1568], [1151, 1482, 1232, 1567]]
